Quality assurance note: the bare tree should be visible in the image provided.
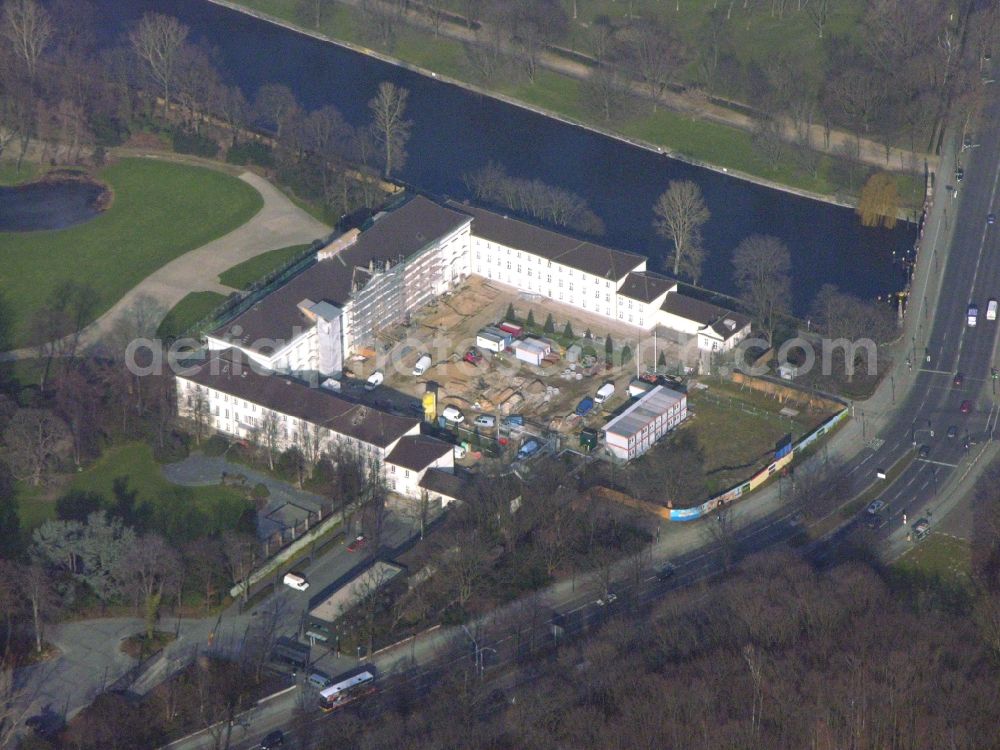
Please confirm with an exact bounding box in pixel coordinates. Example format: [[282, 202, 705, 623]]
[[260, 410, 281, 471], [222, 530, 258, 607], [653, 180, 710, 281], [580, 63, 631, 123], [2, 0, 52, 80], [252, 82, 299, 138], [3, 408, 69, 486], [19, 562, 59, 654], [114, 535, 181, 642], [620, 21, 680, 111], [129, 12, 189, 116], [733, 234, 791, 345], [215, 85, 249, 146], [368, 81, 411, 179]]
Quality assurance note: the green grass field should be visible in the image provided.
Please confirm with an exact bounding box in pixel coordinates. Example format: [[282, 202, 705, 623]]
[[0, 159, 39, 186], [69, 443, 252, 536], [16, 443, 252, 540], [218, 243, 311, 289], [894, 533, 972, 580], [156, 291, 229, 339], [229, 0, 900, 201], [0, 157, 263, 348]]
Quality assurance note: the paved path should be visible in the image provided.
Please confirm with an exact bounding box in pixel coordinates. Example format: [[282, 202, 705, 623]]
[[0, 159, 329, 360]]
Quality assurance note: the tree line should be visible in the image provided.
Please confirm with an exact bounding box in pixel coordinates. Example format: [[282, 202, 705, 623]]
[[0, 2, 412, 218]]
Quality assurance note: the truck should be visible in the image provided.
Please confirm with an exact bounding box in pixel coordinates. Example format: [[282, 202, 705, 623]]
[[412, 354, 432, 376], [594, 382, 615, 404], [575, 397, 595, 417]]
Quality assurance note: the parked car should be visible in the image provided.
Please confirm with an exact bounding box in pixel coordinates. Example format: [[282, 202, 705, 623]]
[[595, 591, 618, 607], [347, 535, 367, 552], [953, 372, 964, 387], [503, 414, 525, 427], [464, 347, 483, 364], [474, 414, 496, 428], [282, 572, 309, 591], [955, 166, 964, 182], [260, 730, 285, 749], [912, 518, 931, 541], [364, 371, 384, 391], [866, 499, 886, 515], [453, 444, 467, 459], [961, 399, 973, 414], [442, 405, 465, 423], [989, 212, 996, 225], [918, 444, 931, 458], [594, 382, 616, 404], [517, 439, 541, 460], [947, 425, 958, 438]]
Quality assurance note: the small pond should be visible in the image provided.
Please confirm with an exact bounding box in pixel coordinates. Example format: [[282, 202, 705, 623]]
[[0, 178, 107, 232]]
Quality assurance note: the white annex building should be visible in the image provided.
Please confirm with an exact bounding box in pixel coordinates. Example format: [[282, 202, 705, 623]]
[[178, 195, 751, 492]]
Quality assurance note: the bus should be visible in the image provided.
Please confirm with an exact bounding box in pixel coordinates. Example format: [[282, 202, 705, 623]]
[[318, 670, 376, 712]]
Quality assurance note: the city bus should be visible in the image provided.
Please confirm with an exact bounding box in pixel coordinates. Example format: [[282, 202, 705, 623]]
[[318, 670, 376, 712]]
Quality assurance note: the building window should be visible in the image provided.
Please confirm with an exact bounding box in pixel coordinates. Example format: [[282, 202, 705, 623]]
[[517, 265, 521, 273], [390, 465, 395, 473], [595, 290, 599, 298], [605, 294, 610, 302], [506, 262, 511, 270], [618, 312, 623, 319], [547, 275, 552, 283], [405, 470, 410, 478], [569, 283, 574, 292]]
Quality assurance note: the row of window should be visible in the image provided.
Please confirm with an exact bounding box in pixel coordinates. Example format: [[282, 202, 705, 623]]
[[474, 244, 615, 286]]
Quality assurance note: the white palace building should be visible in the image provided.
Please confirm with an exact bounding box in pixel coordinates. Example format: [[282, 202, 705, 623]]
[[176, 196, 749, 497]]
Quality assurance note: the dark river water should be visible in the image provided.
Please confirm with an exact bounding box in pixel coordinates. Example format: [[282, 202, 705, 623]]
[[0, 180, 105, 232], [88, 0, 917, 314]]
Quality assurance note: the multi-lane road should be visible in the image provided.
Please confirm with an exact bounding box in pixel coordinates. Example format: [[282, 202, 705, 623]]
[[832, 79, 1000, 545]]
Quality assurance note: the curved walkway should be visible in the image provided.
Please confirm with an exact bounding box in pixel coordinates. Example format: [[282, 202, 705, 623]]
[[0, 159, 329, 360]]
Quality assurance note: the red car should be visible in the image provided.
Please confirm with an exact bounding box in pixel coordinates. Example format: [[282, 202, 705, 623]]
[[960, 399, 973, 414], [464, 347, 482, 364], [347, 535, 367, 552]]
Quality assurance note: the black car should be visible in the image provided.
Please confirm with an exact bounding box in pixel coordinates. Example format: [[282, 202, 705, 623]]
[[956, 167, 964, 182], [918, 444, 930, 458], [656, 563, 677, 581], [261, 730, 285, 749], [865, 513, 888, 530]]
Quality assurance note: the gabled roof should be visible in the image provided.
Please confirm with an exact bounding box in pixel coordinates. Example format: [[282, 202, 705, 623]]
[[213, 196, 471, 348], [451, 201, 645, 281], [181, 351, 418, 448], [386, 435, 454, 472], [618, 272, 677, 303], [419, 468, 472, 501], [708, 312, 751, 341]]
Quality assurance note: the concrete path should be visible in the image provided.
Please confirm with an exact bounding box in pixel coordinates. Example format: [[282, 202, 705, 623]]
[[0, 161, 329, 360]]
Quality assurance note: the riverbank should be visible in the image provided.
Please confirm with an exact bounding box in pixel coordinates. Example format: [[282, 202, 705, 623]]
[[213, 0, 928, 211]]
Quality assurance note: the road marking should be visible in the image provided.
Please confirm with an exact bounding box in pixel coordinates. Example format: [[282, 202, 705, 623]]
[[917, 458, 959, 468], [866, 438, 885, 451], [919, 368, 955, 375]]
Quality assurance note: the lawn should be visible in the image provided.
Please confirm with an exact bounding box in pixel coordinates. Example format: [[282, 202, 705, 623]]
[[68, 443, 252, 537], [685, 379, 832, 494], [226, 0, 901, 201], [218, 243, 312, 289], [156, 291, 229, 339], [0, 159, 39, 185], [894, 533, 972, 580], [0, 157, 263, 347]]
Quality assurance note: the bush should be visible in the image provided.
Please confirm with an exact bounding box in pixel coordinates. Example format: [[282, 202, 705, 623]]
[[226, 140, 275, 167], [582, 345, 598, 359], [526, 310, 536, 329], [203, 434, 230, 457], [90, 115, 129, 147], [153, 430, 191, 464], [172, 128, 220, 158]]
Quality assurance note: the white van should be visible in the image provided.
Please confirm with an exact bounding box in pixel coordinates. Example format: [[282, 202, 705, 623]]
[[988, 299, 998, 321], [968, 304, 979, 327], [364, 371, 384, 391], [441, 405, 465, 423], [412, 354, 432, 376], [283, 572, 309, 591], [594, 382, 616, 404]]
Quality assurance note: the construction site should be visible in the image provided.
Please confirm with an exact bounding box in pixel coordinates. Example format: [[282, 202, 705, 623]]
[[345, 276, 686, 440]]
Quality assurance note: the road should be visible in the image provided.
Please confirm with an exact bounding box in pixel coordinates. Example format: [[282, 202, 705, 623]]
[[816, 77, 1000, 561]]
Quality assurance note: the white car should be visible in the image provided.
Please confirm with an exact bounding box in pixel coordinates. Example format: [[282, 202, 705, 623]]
[[441, 405, 465, 423], [474, 414, 496, 428], [282, 572, 309, 591], [364, 371, 384, 391]]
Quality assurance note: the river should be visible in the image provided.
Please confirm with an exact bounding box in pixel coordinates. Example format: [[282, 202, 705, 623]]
[[90, 0, 916, 315]]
